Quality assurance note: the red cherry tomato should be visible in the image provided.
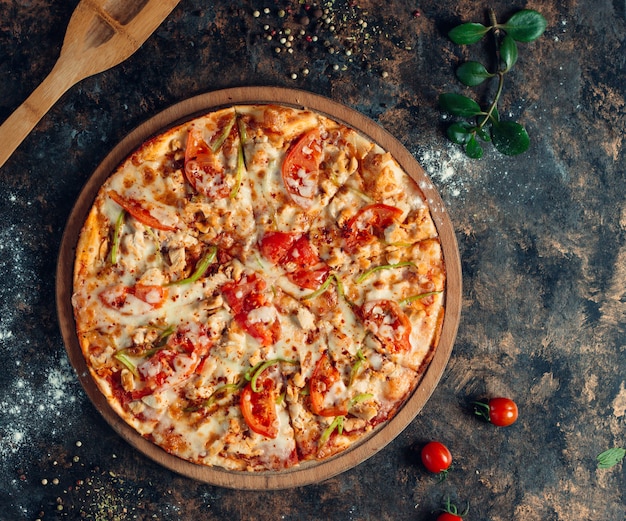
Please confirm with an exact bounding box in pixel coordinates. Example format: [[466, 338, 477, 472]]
[[437, 498, 468, 520], [475, 397, 518, 427], [437, 514, 463, 521], [420, 441, 452, 474]]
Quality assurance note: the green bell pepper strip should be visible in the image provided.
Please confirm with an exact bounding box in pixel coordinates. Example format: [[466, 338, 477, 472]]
[[349, 349, 366, 386], [301, 273, 335, 300], [302, 274, 352, 307], [355, 261, 416, 284], [211, 114, 237, 153], [399, 290, 443, 306], [113, 350, 139, 377], [203, 383, 243, 408], [230, 131, 245, 199], [248, 357, 297, 393], [319, 415, 344, 447], [166, 246, 217, 286], [317, 393, 373, 448], [350, 393, 373, 406], [110, 210, 125, 265]]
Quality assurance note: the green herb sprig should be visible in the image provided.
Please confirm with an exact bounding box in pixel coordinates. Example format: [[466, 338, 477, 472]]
[[596, 447, 626, 469], [439, 9, 547, 158]]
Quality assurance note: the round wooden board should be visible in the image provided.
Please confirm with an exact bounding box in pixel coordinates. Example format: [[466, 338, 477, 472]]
[[56, 86, 462, 490]]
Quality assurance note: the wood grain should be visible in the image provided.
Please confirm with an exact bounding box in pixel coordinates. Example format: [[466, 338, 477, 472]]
[[0, 0, 180, 169], [56, 86, 462, 490]]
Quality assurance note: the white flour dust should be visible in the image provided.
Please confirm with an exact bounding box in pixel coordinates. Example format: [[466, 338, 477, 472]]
[[0, 193, 79, 460], [416, 143, 469, 199]]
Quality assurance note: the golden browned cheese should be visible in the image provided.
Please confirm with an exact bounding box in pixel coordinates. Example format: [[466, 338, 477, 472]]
[[72, 104, 445, 471]]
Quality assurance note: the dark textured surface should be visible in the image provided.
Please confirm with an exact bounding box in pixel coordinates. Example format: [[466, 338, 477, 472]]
[[1, 1, 624, 520]]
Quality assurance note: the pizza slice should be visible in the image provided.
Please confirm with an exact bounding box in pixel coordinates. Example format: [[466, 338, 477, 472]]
[[237, 105, 372, 234]]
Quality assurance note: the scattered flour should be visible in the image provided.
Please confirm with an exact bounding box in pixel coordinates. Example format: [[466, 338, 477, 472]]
[[0, 194, 79, 462], [416, 143, 470, 199]]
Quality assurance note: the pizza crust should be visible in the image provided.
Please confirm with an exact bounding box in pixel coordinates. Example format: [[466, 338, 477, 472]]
[[72, 104, 446, 471]]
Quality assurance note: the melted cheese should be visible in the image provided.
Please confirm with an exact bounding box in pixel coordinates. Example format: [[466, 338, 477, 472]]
[[72, 104, 445, 472]]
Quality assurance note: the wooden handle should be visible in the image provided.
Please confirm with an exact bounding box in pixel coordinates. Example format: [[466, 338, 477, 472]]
[[0, 59, 76, 169]]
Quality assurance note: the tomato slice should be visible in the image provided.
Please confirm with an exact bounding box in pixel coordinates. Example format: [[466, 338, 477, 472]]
[[309, 353, 349, 417], [132, 325, 213, 397], [345, 203, 403, 251], [221, 273, 267, 314], [282, 236, 330, 290], [240, 377, 279, 438], [259, 231, 299, 264], [107, 190, 177, 232], [99, 284, 166, 313], [260, 233, 330, 290], [281, 128, 323, 208], [221, 274, 281, 346], [184, 127, 230, 198], [287, 266, 330, 290], [359, 299, 412, 353], [131, 284, 166, 309]]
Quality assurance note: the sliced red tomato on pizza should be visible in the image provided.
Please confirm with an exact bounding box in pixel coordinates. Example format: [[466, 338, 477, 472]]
[[130, 325, 214, 397], [184, 126, 231, 198], [221, 274, 281, 346], [240, 376, 279, 438], [99, 284, 166, 314], [283, 236, 330, 290], [107, 190, 178, 232], [260, 232, 330, 290], [359, 299, 412, 353], [259, 231, 299, 264], [345, 203, 403, 252], [309, 353, 349, 417], [281, 128, 323, 209]]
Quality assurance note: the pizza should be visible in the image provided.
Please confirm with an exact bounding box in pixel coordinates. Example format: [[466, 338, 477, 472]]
[[71, 104, 446, 472]]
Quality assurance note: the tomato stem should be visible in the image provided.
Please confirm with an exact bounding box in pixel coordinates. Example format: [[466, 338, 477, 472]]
[[472, 400, 491, 422]]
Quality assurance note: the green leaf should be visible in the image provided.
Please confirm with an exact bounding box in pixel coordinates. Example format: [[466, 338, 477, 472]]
[[447, 122, 473, 145], [597, 447, 626, 469], [491, 121, 530, 155], [456, 61, 494, 86], [448, 22, 490, 45], [500, 34, 518, 72], [476, 125, 491, 142], [489, 106, 500, 123], [465, 134, 483, 159], [501, 10, 547, 42], [439, 93, 483, 117]]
